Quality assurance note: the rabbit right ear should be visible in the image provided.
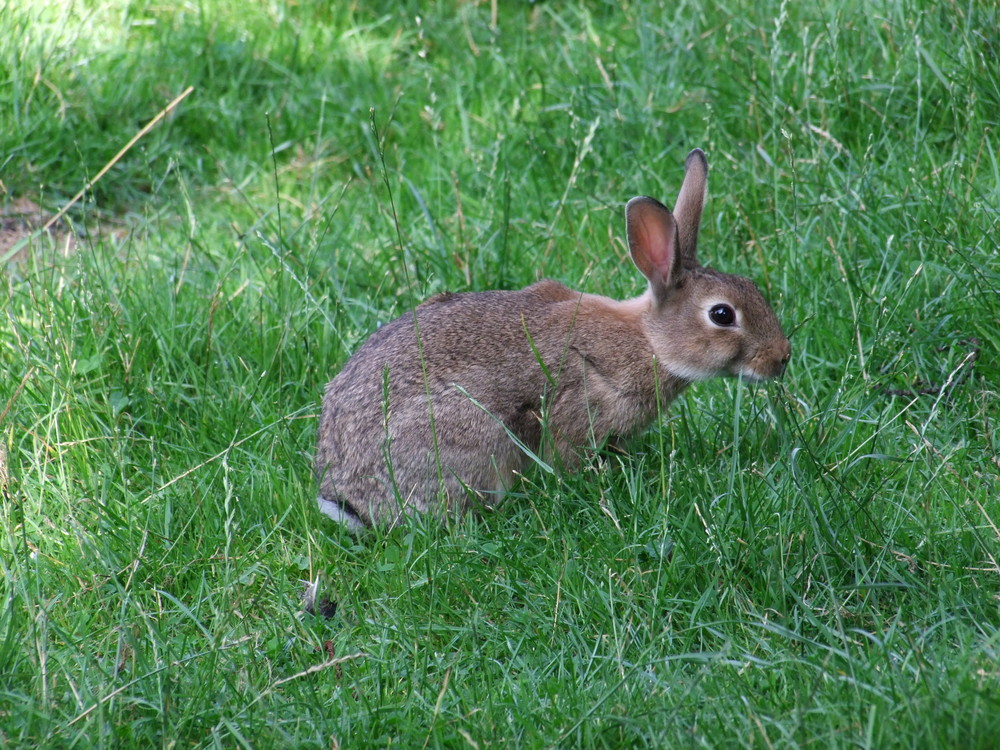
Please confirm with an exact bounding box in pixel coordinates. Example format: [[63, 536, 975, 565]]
[[626, 196, 682, 304]]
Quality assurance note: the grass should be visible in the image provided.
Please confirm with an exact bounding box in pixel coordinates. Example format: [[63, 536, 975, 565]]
[[1, 0, 998, 747]]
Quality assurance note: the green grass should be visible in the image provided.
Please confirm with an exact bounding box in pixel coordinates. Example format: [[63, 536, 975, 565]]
[[2, 0, 998, 747]]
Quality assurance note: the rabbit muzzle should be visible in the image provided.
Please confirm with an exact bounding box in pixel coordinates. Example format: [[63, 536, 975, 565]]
[[739, 337, 791, 382]]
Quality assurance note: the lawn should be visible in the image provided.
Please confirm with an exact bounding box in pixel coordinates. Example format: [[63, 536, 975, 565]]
[[1, 0, 998, 747]]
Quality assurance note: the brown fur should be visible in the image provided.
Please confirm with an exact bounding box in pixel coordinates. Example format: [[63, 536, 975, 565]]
[[315, 149, 790, 527]]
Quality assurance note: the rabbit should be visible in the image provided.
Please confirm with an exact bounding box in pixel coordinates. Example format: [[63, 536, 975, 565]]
[[314, 148, 790, 529]]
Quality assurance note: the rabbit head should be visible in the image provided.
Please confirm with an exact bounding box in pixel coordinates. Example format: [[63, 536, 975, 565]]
[[626, 149, 790, 384]]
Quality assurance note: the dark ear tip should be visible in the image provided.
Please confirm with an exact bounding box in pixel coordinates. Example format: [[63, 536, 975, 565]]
[[685, 148, 708, 170], [626, 195, 670, 213]]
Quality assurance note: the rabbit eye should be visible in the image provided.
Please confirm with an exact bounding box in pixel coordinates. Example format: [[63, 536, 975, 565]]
[[709, 304, 736, 327]]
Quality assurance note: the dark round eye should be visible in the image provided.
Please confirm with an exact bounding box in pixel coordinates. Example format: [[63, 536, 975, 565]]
[[709, 304, 736, 327]]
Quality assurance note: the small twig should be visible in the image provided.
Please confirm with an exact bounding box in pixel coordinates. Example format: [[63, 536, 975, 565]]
[[69, 635, 255, 726], [264, 652, 367, 693], [199, 650, 367, 745], [141, 412, 301, 503], [882, 337, 980, 398], [43, 86, 194, 231]]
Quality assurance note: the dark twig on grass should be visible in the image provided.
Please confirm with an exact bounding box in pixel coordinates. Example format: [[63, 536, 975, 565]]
[[881, 337, 980, 398]]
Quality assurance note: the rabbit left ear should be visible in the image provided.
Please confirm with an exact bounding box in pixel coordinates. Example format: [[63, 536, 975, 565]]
[[673, 148, 708, 265], [626, 196, 682, 304]]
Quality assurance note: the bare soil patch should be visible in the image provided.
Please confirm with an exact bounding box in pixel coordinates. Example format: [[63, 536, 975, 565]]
[[1, 197, 80, 263]]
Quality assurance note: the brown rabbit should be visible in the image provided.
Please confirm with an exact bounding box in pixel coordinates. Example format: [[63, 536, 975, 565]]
[[314, 149, 790, 528]]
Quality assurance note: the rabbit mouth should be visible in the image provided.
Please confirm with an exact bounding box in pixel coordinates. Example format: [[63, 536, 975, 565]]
[[738, 358, 788, 382], [737, 361, 784, 382]]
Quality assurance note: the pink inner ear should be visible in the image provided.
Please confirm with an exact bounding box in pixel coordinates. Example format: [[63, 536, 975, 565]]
[[629, 200, 678, 288]]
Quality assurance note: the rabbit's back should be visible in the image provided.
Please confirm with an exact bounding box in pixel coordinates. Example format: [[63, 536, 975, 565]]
[[315, 280, 588, 526]]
